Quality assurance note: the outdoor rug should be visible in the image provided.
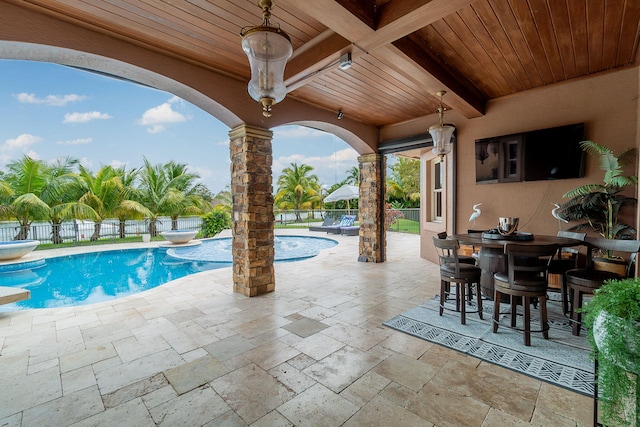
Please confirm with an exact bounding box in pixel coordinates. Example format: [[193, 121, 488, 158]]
[[383, 292, 594, 396]]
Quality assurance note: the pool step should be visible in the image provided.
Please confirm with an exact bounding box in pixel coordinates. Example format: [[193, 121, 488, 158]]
[[0, 286, 30, 305]]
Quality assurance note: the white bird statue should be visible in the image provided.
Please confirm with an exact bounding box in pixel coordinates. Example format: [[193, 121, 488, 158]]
[[469, 203, 482, 228], [551, 203, 568, 228]]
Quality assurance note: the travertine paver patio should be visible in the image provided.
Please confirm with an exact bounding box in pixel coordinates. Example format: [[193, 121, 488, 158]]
[[0, 229, 593, 426]]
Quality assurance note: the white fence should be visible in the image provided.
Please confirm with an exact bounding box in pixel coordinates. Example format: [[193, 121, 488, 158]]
[[0, 217, 203, 243]]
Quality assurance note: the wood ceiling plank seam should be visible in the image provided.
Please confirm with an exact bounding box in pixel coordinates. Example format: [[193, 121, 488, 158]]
[[61, 0, 223, 55], [306, 80, 387, 114], [472, 0, 532, 90], [617, 0, 640, 64], [546, 0, 578, 79], [528, 0, 568, 82], [29, 0, 225, 61], [357, 0, 475, 53], [285, 33, 351, 85], [567, 0, 590, 75], [282, 0, 374, 42], [453, 6, 522, 94], [294, 85, 392, 125], [462, 3, 526, 93], [585, 0, 605, 73], [354, 49, 439, 101], [186, 0, 321, 47], [508, 0, 556, 85], [424, 21, 503, 98], [382, 41, 486, 117], [351, 56, 430, 102], [317, 69, 416, 113], [601, 0, 625, 69], [106, 0, 224, 46], [317, 70, 425, 116], [490, 0, 545, 88]]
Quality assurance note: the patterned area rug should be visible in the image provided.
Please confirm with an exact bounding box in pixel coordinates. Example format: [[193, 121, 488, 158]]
[[383, 292, 594, 396]]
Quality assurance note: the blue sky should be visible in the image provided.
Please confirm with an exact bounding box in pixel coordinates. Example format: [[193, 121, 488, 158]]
[[0, 60, 359, 195]]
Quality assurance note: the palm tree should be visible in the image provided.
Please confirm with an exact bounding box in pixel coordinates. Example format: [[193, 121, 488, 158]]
[[42, 157, 98, 243], [386, 156, 420, 208], [212, 187, 232, 213], [111, 166, 152, 238], [3, 156, 55, 239], [137, 159, 211, 235], [345, 166, 360, 185], [275, 163, 321, 222], [561, 140, 638, 242], [77, 164, 150, 241]]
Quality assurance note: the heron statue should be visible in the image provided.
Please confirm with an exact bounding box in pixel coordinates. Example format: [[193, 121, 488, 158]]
[[551, 203, 568, 229], [469, 203, 482, 228]]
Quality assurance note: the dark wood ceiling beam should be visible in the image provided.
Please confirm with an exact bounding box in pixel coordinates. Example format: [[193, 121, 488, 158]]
[[376, 42, 484, 118], [284, 0, 483, 118], [361, 0, 474, 51], [284, 31, 351, 91]]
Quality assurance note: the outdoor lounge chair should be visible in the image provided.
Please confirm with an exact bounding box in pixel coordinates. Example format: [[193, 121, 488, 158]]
[[308, 216, 339, 232], [312, 215, 356, 234], [339, 225, 359, 236]]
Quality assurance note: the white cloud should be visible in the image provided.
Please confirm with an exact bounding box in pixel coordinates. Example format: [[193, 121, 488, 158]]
[[2, 133, 43, 151], [272, 147, 359, 186], [79, 157, 93, 169], [188, 165, 213, 181], [273, 126, 328, 139], [15, 93, 87, 106], [57, 137, 92, 146], [63, 111, 112, 123], [147, 125, 166, 134], [25, 149, 40, 160], [109, 160, 126, 169], [137, 97, 188, 133]]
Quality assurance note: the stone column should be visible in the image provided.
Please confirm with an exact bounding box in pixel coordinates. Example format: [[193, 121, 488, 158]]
[[229, 125, 275, 296], [358, 154, 386, 263]]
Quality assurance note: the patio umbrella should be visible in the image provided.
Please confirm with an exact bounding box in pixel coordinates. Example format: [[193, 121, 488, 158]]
[[324, 185, 359, 214]]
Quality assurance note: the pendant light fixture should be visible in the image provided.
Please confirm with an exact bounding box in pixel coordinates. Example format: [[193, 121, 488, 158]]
[[241, 0, 292, 117], [429, 90, 455, 160]]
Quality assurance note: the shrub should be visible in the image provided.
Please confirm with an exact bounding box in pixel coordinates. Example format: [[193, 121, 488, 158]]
[[201, 211, 231, 237]]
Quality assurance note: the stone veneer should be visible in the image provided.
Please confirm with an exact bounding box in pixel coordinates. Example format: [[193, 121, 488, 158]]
[[229, 125, 275, 296], [358, 154, 386, 262]]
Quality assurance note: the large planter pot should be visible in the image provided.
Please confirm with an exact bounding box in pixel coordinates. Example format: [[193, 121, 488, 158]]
[[594, 257, 628, 277], [0, 240, 40, 261], [593, 311, 640, 425], [593, 311, 640, 375]]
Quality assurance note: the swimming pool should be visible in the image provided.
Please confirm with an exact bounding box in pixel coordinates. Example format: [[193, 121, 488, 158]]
[[0, 236, 337, 310]]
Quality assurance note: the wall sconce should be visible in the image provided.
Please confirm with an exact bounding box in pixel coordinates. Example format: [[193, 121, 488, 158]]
[[429, 90, 455, 160], [241, 0, 292, 117]]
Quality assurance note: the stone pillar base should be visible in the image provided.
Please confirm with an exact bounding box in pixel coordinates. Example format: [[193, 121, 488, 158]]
[[229, 125, 275, 296], [358, 154, 386, 263]]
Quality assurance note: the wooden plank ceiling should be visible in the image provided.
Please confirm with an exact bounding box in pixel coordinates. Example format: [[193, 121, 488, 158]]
[[19, 0, 640, 128]]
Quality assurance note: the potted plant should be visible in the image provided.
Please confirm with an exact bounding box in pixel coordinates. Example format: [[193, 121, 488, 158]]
[[582, 277, 640, 426], [560, 140, 637, 270]]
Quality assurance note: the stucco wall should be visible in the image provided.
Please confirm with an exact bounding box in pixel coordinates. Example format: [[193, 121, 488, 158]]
[[420, 66, 640, 262]]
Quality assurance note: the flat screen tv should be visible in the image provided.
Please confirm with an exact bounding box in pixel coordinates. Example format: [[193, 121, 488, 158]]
[[474, 123, 586, 184]]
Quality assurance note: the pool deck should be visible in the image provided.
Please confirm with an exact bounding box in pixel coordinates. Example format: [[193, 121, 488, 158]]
[[0, 229, 592, 426]]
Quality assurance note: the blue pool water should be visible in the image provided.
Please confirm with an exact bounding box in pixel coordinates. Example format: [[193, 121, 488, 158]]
[[0, 236, 337, 310]]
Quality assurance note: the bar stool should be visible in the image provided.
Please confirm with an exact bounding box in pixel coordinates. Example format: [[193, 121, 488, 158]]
[[433, 236, 483, 325], [546, 231, 586, 315], [565, 237, 640, 336], [493, 243, 559, 346]]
